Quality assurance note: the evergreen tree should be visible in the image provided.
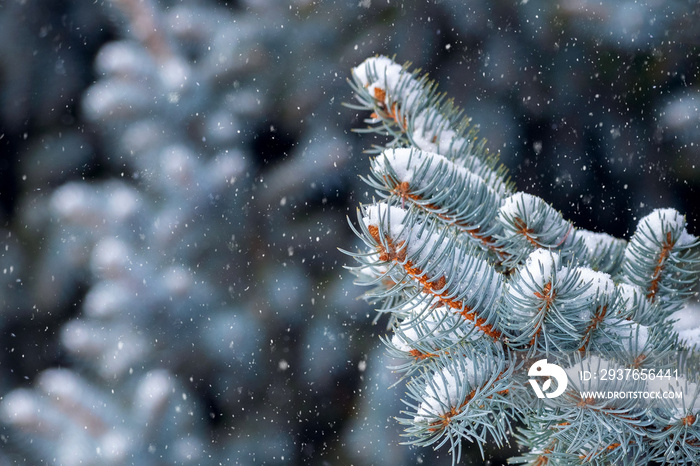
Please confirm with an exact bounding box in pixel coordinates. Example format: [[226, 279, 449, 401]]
[[344, 56, 700, 465]]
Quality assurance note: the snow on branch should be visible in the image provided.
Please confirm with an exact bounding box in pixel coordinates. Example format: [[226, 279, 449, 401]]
[[343, 56, 700, 464]]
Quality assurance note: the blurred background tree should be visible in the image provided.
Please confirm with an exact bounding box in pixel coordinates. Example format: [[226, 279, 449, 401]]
[[0, 1, 698, 464]]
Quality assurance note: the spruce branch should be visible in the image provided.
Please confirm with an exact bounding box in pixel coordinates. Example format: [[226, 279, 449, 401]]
[[619, 209, 700, 316], [342, 55, 700, 464], [347, 56, 514, 194]]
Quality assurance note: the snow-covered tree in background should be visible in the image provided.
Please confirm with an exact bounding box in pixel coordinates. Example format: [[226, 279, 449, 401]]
[[344, 56, 700, 465], [0, 0, 372, 463]]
